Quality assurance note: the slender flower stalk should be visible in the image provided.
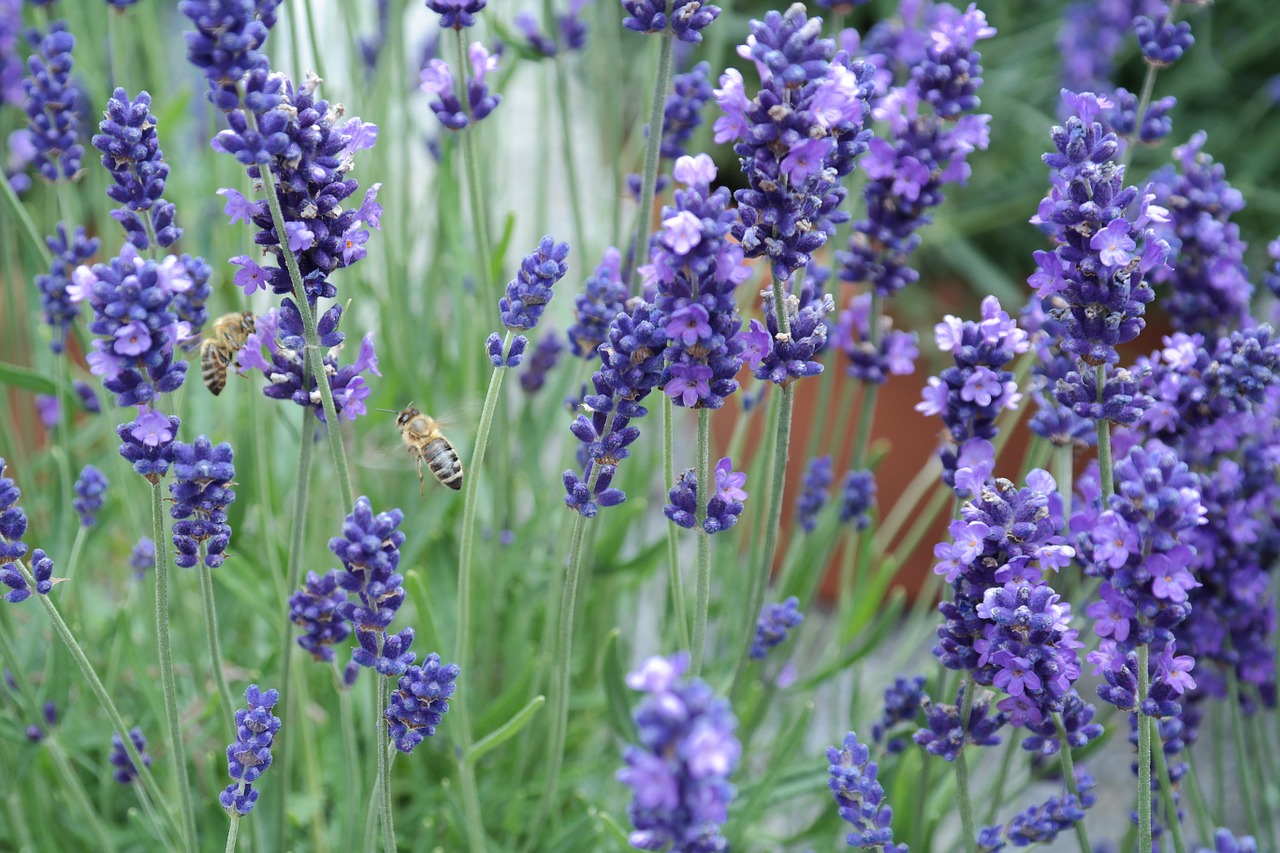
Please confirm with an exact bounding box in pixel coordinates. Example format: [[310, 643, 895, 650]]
[[629, 30, 672, 291], [692, 409, 710, 673]]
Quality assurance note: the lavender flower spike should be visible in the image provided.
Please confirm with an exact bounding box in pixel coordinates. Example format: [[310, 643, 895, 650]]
[[386, 652, 460, 753], [828, 731, 908, 851], [109, 728, 152, 784], [91, 88, 181, 250], [219, 684, 281, 816], [622, 0, 721, 44], [22, 24, 84, 182], [1, 458, 56, 603], [168, 437, 236, 569], [73, 464, 108, 527], [750, 597, 803, 660]]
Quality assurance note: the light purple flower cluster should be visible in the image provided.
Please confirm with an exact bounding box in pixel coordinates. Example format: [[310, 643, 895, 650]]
[[567, 247, 628, 358], [563, 301, 668, 516], [489, 236, 571, 367], [839, 469, 877, 530], [385, 652, 460, 753], [627, 61, 715, 200], [1146, 132, 1252, 338], [932, 470, 1092, 740], [1023, 306, 1097, 448], [750, 596, 803, 660], [1029, 90, 1168, 370], [835, 293, 918, 384], [1134, 6, 1193, 67], [180, 0, 282, 111], [168, 437, 236, 569], [1195, 829, 1259, 853], [35, 224, 98, 353], [72, 464, 108, 527], [219, 684, 281, 816], [1073, 442, 1206, 717], [1056, 0, 1163, 92], [663, 457, 747, 534], [116, 409, 181, 483], [71, 244, 194, 408], [288, 570, 352, 663], [109, 728, 151, 784], [795, 455, 832, 533], [978, 768, 1096, 850], [420, 42, 501, 130], [236, 306, 382, 422], [516, 0, 590, 57], [22, 24, 84, 182], [91, 88, 181, 251], [621, 0, 720, 44], [130, 536, 155, 580], [643, 154, 751, 409], [915, 296, 1029, 490], [617, 653, 740, 852], [519, 331, 564, 394], [716, 4, 874, 278], [1105, 86, 1177, 145], [1, 458, 55, 604], [0, 0, 23, 108], [838, 4, 993, 298], [827, 731, 907, 852]]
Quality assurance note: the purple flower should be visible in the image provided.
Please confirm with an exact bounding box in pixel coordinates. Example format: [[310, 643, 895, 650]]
[[219, 685, 281, 816], [130, 537, 154, 580], [621, 0, 720, 44], [72, 465, 108, 527], [329, 497, 411, 675], [22, 24, 84, 182], [663, 457, 747, 534], [828, 731, 907, 851], [35, 224, 98, 353], [181, 0, 281, 110], [34, 394, 59, 429], [519, 330, 564, 395], [386, 652, 460, 753], [617, 652, 740, 851], [425, 0, 485, 30], [91, 88, 182, 250], [230, 255, 268, 295], [665, 362, 711, 407], [499, 236, 571, 332], [109, 728, 151, 784], [169, 437, 236, 569], [835, 294, 918, 385], [288, 570, 351, 663], [1134, 10, 1193, 68], [795, 456, 833, 533], [116, 409, 181, 483], [420, 47, 501, 129], [750, 597, 803, 660], [568, 247, 627, 358]]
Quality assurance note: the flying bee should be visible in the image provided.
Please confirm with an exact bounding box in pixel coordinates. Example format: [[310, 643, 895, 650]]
[[388, 405, 463, 493], [200, 312, 256, 395]]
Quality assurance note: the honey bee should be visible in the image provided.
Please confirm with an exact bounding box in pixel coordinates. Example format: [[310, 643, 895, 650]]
[[392, 405, 463, 493], [200, 312, 256, 395]]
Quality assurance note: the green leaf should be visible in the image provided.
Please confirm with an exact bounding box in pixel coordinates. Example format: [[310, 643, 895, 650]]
[[468, 695, 545, 764], [601, 629, 637, 743], [732, 702, 814, 842], [491, 212, 518, 286], [0, 361, 58, 396], [595, 810, 631, 847]]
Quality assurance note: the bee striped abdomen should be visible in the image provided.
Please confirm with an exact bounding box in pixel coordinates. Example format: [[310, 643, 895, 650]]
[[423, 437, 463, 490], [200, 340, 231, 395]]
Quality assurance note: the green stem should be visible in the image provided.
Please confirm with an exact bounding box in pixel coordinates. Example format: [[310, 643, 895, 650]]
[[152, 482, 198, 853], [663, 396, 689, 652], [1226, 667, 1263, 843], [1137, 645, 1153, 853], [225, 816, 240, 853], [954, 678, 979, 853], [629, 30, 674, 291], [1052, 712, 1093, 853], [691, 409, 712, 674], [1094, 366, 1114, 500], [454, 339, 513, 853], [1151, 723, 1187, 853], [983, 737, 1016, 825], [198, 559, 236, 729], [553, 56, 588, 260], [275, 405, 316, 848], [336, 668, 361, 852], [455, 30, 495, 297], [379, 680, 396, 853], [301, 0, 327, 83], [0, 171, 54, 266]]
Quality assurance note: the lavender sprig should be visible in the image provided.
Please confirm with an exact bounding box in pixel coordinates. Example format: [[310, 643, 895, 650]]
[[219, 684, 281, 816], [22, 24, 84, 182]]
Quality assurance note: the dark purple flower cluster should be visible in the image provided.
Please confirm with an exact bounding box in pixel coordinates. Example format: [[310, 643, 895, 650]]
[[116, 409, 180, 482], [210, 75, 381, 306], [617, 653, 740, 852], [716, 5, 874, 279], [520, 331, 564, 394], [753, 285, 834, 387], [73, 464, 108, 527], [73, 244, 193, 407], [870, 675, 926, 754], [932, 470, 1089, 736], [91, 88, 181, 250], [1195, 829, 1259, 853], [420, 43, 501, 129], [568, 247, 628, 358], [621, 0, 720, 44], [913, 685, 1006, 761], [1266, 238, 1280, 301], [563, 300, 668, 516], [0, 1, 23, 108], [835, 293, 918, 384], [497, 235, 571, 346], [24, 701, 57, 743], [130, 537, 154, 580], [750, 596, 803, 660], [839, 469, 876, 530], [795, 455, 832, 533], [1025, 316, 1097, 448], [838, 5, 993, 297], [1074, 442, 1206, 715], [237, 306, 382, 422], [1134, 8, 1193, 68], [219, 684, 281, 816], [663, 457, 747, 534], [35, 224, 98, 353], [386, 652, 460, 753], [1029, 90, 1167, 368], [288, 570, 351, 663], [644, 154, 750, 409], [2, 458, 56, 604], [1146, 133, 1251, 337], [916, 296, 1030, 489], [1053, 361, 1149, 428], [978, 768, 1096, 850], [1020, 688, 1103, 757], [826, 731, 907, 852], [1105, 87, 1176, 145], [180, 0, 282, 111], [426, 0, 485, 29], [109, 728, 151, 784], [660, 61, 711, 161], [22, 24, 84, 182], [168, 437, 236, 569]]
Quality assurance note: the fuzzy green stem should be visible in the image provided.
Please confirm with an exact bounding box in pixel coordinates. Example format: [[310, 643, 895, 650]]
[[1095, 366, 1114, 500], [379, 679, 396, 853], [691, 409, 712, 674], [224, 816, 240, 853], [954, 678, 979, 853], [664, 396, 690, 652], [455, 30, 495, 298], [275, 405, 316, 847], [1137, 645, 1153, 853], [983, 738, 1017, 825], [152, 482, 198, 852], [1226, 667, 1262, 842], [0, 168, 53, 266], [336, 668, 361, 851], [1052, 712, 1093, 853], [553, 57, 588, 260], [629, 30, 674, 291], [1151, 723, 1187, 853], [198, 560, 236, 728]]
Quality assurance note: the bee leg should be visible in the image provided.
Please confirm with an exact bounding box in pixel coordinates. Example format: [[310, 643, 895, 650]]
[[416, 456, 426, 496]]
